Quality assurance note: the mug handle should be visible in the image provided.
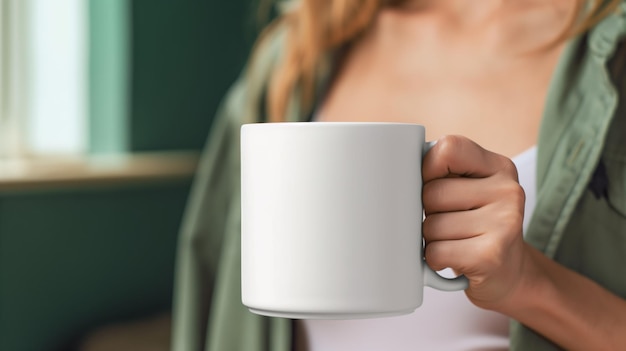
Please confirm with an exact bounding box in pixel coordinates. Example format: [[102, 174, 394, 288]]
[[422, 141, 469, 291]]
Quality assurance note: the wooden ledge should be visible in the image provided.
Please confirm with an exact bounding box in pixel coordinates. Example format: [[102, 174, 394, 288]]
[[0, 151, 200, 191]]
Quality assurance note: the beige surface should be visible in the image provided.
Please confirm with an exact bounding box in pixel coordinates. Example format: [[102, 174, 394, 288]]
[[80, 313, 172, 351], [0, 151, 199, 191]]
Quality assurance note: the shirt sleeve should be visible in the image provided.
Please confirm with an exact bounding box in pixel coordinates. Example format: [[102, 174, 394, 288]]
[[170, 76, 248, 351], [170, 21, 294, 351]]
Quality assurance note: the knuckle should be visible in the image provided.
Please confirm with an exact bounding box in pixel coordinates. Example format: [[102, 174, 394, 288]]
[[438, 135, 466, 157], [501, 183, 526, 210], [493, 201, 524, 235], [501, 210, 524, 229], [477, 238, 504, 268], [500, 157, 519, 180]]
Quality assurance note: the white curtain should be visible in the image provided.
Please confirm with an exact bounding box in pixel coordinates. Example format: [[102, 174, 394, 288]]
[[0, 0, 87, 158]]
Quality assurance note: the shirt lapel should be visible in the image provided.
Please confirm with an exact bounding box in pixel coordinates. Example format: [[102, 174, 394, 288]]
[[527, 4, 626, 257]]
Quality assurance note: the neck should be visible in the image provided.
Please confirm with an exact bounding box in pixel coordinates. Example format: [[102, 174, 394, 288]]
[[378, 0, 574, 55]]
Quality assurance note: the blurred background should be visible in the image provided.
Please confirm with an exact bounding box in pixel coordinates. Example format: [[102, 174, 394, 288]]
[[0, 0, 257, 349]]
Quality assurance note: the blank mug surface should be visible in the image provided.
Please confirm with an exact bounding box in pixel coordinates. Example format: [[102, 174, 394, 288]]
[[241, 122, 462, 319]]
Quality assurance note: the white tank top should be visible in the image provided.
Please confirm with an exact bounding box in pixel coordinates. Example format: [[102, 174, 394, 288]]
[[301, 146, 538, 351]]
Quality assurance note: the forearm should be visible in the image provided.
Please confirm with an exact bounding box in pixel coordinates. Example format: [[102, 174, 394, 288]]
[[499, 243, 626, 351]]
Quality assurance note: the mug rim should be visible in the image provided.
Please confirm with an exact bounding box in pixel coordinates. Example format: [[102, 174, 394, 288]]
[[242, 121, 426, 129]]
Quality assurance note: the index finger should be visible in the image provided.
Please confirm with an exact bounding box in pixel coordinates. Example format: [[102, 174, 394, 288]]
[[422, 135, 518, 183]]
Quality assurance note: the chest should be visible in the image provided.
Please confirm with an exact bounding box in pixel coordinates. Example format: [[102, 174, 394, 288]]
[[317, 28, 564, 158]]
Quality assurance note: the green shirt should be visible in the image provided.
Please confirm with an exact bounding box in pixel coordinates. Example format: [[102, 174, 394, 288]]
[[171, 3, 626, 350]]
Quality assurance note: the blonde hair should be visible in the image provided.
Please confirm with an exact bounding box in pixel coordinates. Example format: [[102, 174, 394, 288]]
[[256, 0, 621, 121]]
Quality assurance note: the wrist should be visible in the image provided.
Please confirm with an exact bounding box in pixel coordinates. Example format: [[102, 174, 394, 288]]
[[492, 243, 551, 318]]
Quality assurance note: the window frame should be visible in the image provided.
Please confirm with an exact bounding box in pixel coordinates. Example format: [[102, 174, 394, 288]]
[[0, 0, 30, 158]]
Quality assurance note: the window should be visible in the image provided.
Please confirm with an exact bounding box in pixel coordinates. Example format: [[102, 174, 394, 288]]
[[0, 0, 200, 190], [0, 0, 87, 158]]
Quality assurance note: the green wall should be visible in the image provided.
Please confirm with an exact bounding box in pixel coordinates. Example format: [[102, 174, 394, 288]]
[[0, 0, 256, 350], [130, 0, 256, 151], [0, 183, 190, 351]]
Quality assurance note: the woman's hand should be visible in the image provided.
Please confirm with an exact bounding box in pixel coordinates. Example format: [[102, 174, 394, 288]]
[[422, 135, 530, 310], [422, 135, 626, 350]]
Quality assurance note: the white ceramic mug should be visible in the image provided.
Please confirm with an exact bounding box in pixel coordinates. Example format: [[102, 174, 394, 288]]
[[241, 122, 468, 319]]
